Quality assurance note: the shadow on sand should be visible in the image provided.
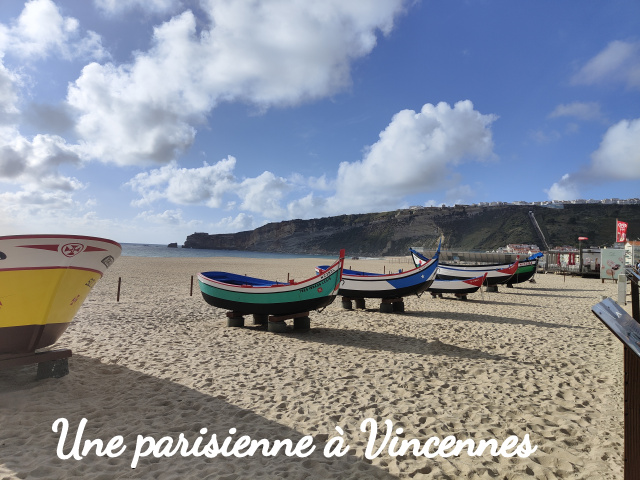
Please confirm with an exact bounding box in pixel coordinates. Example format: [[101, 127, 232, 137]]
[[0, 355, 395, 480], [290, 327, 513, 363], [405, 309, 589, 331]]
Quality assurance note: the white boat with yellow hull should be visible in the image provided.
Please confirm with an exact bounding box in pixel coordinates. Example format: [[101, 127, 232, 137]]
[[0, 234, 121, 354]]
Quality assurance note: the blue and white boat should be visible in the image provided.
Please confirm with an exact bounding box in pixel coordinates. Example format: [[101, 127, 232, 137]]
[[316, 245, 439, 299]]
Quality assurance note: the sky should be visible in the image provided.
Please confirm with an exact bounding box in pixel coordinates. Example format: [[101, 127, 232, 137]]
[[1, 0, 639, 245]]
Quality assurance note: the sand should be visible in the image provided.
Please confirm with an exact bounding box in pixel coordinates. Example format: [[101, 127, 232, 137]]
[[0, 255, 628, 479]]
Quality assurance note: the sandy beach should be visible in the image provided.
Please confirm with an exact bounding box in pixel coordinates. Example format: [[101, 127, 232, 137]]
[[0, 255, 628, 479]]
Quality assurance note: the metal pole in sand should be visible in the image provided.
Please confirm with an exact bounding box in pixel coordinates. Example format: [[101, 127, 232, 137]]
[[190, 275, 194, 296], [117, 277, 121, 302]]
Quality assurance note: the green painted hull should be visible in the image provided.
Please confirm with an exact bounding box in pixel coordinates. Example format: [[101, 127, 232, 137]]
[[198, 258, 343, 316], [508, 260, 538, 285]]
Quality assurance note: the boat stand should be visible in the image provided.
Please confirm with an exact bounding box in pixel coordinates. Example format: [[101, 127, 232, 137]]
[[225, 311, 311, 332], [0, 348, 72, 379], [341, 297, 366, 310], [268, 312, 310, 333], [431, 293, 469, 300], [340, 297, 405, 313], [380, 298, 404, 313]]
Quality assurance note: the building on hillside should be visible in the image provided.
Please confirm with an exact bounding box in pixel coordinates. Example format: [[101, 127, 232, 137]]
[[496, 244, 541, 256]]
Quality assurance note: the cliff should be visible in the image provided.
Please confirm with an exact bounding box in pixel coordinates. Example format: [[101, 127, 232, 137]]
[[183, 204, 640, 256]]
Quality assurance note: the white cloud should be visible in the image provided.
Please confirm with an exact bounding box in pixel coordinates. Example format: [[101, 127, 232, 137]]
[[238, 171, 290, 218], [126, 155, 293, 219], [0, 60, 21, 125], [549, 102, 602, 121], [125, 100, 497, 225], [572, 40, 640, 90], [545, 117, 640, 199], [66, 0, 408, 166], [0, 126, 85, 192], [215, 212, 255, 232], [135, 208, 201, 227], [287, 193, 328, 220], [545, 174, 580, 201], [94, 0, 181, 16], [590, 118, 640, 179], [0, 0, 108, 61], [126, 156, 237, 207], [0, 188, 79, 211], [326, 100, 497, 213]]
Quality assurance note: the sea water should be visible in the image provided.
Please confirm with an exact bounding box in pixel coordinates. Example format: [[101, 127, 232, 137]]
[[121, 243, 337, 260]]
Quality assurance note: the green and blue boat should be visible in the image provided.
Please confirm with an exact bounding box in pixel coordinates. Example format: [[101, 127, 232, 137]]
[[198, 250, 345, 316], [507, 252, 542, 286]]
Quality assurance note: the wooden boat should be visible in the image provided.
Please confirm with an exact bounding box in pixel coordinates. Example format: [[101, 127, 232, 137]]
[[0, 234, 121, 354], [317, 248, 439, 299], [410, 249, 518, 286], [429, 273, 487, 296], [198, 250, 345, 316], [507, 252, 542, 286]]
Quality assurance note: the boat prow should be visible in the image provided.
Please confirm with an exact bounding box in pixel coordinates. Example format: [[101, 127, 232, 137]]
[[0, 234, 122, 355]]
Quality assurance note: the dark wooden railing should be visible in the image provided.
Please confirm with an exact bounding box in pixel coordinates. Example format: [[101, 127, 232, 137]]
[[592, 267, 640, 479]]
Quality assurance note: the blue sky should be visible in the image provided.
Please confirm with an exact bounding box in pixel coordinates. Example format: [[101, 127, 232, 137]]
[[1, 0, 639, 245]]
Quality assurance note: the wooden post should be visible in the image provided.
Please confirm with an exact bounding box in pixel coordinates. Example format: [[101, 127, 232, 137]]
[[632, 277, 639, 322], [626, 271, 640, 479], [190, 275, 193, 296], [117, 277, 121, 302], [624, 347, 640, 479], [593, 272, 640, 480]]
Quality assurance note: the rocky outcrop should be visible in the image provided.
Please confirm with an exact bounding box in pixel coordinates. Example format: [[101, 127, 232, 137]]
[[183, 204, 640, 256], [167, 242, 178, 248]]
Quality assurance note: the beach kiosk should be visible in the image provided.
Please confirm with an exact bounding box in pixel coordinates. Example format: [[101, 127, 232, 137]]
[[592, 268, 640, 479]]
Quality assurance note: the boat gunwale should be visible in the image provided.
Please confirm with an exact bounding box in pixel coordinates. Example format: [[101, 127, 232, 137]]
[[0, 234, 122, 248]]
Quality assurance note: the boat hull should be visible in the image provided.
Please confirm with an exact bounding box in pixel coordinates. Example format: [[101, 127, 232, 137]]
[[319, 255, 439, 300], [507, 258, 539, 285], [199, 292, 337, 316], [410, 249, 518, 286], [0, 234, 121, 354], [428, 275, 486, 295], [198, 253, 344, 316]]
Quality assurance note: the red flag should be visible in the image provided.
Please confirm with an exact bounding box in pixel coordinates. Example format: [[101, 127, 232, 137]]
[[616, 220, 628, 242]]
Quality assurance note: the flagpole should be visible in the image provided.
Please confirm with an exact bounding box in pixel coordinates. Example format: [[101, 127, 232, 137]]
[[579, 237, 583, 273]]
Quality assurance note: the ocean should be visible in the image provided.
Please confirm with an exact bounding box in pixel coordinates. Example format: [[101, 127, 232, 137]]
[[121, 243, 337, 260]]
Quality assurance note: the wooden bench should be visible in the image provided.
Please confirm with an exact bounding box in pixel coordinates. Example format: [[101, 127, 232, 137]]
[[592, 276, 640, 479]]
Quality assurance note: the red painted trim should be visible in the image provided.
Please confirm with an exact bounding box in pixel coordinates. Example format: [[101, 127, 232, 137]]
[[17, 244, 60, 252], [83, 246, 108, 252], [0, 234, 121, 248]]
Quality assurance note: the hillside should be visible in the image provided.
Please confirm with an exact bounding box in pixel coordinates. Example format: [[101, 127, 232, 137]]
[[183, 204, 640, 256]]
